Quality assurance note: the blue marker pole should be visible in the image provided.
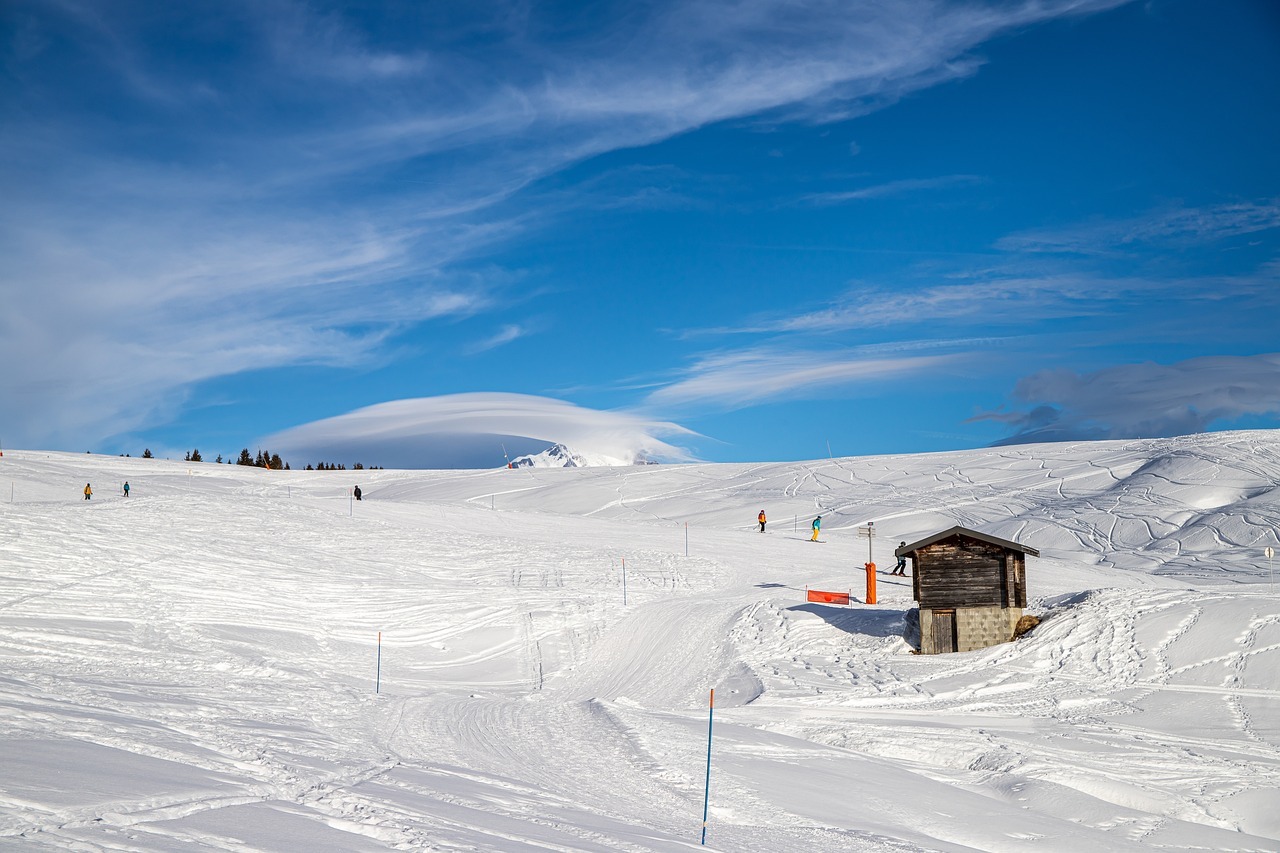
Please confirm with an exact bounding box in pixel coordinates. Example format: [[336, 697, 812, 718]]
[[701, 688, 714, 845], [376, 631, 382, 694]]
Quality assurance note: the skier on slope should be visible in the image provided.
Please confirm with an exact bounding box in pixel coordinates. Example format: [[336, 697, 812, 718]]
[[354, 485, 362, 501], [891, 542, 908, 575], [758, 509, 767, 533], [84, 483, 92, 501], [123, 482, 130, 497], [810, 515, 821, 541]]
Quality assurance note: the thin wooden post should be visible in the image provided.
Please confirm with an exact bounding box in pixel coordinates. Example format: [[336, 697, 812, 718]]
[[376, 631, 382, 693]]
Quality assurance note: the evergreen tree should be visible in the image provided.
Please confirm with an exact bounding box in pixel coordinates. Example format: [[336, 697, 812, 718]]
[[143, 449, 153, 459], [269, 453, 283, 470], [237, 449, 254, 466], [214, 454, 223, 464], [190, 448, 202, 462]]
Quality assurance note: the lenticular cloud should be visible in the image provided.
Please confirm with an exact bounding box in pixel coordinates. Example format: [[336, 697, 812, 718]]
[[263, 393, 698, 468]]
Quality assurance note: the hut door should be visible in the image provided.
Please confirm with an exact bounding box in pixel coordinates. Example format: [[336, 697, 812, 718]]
[[931, 609, 957, 654]]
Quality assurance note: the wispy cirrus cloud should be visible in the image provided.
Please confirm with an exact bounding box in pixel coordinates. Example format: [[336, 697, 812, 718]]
[[996, 200, 1280, 254], [1, 0, 1131, 449], [804, 174, 983, 204], [646, 347, 960, 410], [972, 354, 1280, 444], [467, 323, 531, 354]]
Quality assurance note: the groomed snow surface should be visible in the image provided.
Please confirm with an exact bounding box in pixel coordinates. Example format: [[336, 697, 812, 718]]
[[2, 431, 1279, 851]]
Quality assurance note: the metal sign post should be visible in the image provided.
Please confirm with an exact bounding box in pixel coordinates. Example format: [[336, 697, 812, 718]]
[[858, 521, 875, 563], [1266, 546, 1275, 595], [858, 522, 877, 604]]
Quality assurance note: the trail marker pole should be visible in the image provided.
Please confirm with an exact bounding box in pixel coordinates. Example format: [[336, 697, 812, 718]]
[[858, 522, 877, 605], [701, 688, 714, 845], [685, 522, 688, 557], [622, 558, 627, 606], [1267, 546, 1275, 594], [376, 631, 382, 694]]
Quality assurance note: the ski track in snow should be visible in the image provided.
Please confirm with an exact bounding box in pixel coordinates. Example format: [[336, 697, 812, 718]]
[[0, 432, 1279, 851]]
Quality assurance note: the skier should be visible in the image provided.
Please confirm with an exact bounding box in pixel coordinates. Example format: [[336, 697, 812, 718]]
[[354, 485, 362, 501], [758, 509, 767, 532], [891, 542, 908, 575], [810, 515, 821, 541], [84, 483, 92, 501], [123, 482, 130, 497]]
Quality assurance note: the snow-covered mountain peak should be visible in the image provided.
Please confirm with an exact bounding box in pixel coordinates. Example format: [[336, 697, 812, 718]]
[[509, 442, 654, 468]]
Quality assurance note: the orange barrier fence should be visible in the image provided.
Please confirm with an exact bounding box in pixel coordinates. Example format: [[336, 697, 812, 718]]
[[806, 589, 851, 605]]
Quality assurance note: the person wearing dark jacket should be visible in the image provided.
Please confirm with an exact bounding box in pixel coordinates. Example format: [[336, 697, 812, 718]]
[[891, 542, 908, 575], [353, 485, 362, 501]]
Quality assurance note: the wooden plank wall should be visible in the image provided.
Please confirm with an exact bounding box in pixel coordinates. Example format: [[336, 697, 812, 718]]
[[917, 536, 1008, 609]]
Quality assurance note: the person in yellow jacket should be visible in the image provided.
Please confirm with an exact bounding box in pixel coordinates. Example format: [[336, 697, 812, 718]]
[[757, 509, 766, 533], [84, 483, 92, 500]]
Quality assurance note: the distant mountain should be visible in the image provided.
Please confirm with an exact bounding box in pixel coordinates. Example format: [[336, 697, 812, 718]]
[[508, 443, 657, 468]]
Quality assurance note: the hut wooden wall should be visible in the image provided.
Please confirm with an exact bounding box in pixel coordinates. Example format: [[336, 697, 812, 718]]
[[916, 536, 1013, 609]]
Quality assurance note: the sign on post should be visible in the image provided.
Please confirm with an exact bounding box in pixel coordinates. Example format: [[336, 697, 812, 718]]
[[807, 589, 851, 605]]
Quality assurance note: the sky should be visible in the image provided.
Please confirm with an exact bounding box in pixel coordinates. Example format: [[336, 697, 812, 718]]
[[2, 0, 1278, 467]]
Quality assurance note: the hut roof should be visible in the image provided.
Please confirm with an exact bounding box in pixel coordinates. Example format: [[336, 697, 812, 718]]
[[895, 526, 1040, 558]]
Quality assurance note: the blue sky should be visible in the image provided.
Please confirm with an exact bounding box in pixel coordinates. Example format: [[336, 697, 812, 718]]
[[2, 0, 1278, 466]]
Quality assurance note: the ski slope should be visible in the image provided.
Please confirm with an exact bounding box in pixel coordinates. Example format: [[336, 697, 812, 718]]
[[1, 431, 1279, 851]]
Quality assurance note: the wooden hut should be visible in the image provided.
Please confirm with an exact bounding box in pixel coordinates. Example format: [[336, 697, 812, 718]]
[[895, 527, 1039, 655]]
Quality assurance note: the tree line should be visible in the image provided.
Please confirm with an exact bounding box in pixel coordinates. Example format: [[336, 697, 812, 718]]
[[130, 448, 380, 471]]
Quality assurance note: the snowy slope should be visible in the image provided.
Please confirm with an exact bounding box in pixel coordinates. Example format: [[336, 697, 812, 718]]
[[1, 431, 1278, 851]]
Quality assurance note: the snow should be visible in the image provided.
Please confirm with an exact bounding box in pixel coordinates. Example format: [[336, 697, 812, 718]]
[[508, 443, 645, 469], [1, 430, 1278, 851]]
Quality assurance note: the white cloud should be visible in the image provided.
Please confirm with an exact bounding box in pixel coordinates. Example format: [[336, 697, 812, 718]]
[[997, 200, 1280, 254], [803, 174, 983, 204], [973, 353, 1280, 444], [263, 393, 698, 468], [647, 348, 959, 409], [467, 324, 529, 354]]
